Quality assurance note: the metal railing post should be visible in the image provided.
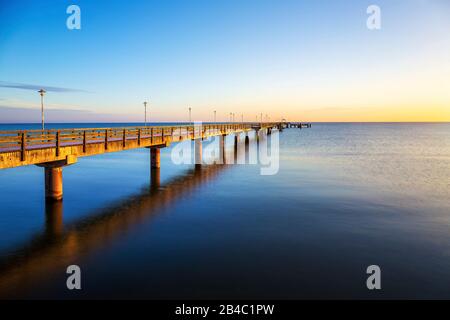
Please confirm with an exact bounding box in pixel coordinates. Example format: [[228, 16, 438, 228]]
[[21, 131, 26, 161], [105, 129, 108, 150], [83, 130, 87, 153], [56, 130, 60, 156]]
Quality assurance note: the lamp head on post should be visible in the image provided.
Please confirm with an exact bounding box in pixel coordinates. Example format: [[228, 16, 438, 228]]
[[143, 101, 148, 127], [38, 89, 46, 131]]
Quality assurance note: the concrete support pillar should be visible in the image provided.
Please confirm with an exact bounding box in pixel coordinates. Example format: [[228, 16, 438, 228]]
[[150, 148, 161, 169], [234, 134, 239, 163], [45, 167, 63, 201], [245, 134, 250, 164], [37, 156, 77, 202], [149, 148, 161, 191], [236, 134, 246, 164], [219, 135, 226, 164], [195, 139, 202, 166], [249, 131, 258, 164]]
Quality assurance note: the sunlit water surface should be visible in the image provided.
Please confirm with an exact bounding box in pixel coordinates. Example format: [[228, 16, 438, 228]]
[[0, 123, 449, 299]]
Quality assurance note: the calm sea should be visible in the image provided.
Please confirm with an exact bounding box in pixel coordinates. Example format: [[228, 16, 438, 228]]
[[0, 122, 449, 299]]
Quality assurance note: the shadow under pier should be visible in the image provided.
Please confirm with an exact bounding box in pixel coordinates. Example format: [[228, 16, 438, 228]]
[[0, 164, 229, 298]]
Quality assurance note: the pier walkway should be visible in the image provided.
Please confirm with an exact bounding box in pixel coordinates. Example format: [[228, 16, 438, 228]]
[[0, 122, 309, 201]]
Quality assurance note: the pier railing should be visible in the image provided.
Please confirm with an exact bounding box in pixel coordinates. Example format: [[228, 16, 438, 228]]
[[0, 123, 277, 158], [0, 121, 297, 198]]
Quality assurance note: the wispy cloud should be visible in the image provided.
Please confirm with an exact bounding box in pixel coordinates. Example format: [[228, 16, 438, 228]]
[[0, 98, 89, 111], [0, 81, 88, 93], [0, 106, 140, 123]]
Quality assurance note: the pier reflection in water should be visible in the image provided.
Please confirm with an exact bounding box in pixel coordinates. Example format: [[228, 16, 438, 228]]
[[2, 124, 449, 299], [0, 164, 227, 298], [45, 201, 64, 237]]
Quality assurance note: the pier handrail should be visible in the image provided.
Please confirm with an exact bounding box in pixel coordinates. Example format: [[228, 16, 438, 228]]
[[0, 121, 307, 198], [0, 122, 279, 155]]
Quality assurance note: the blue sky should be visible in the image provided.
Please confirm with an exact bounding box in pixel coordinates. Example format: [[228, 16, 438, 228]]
[[0, 0, 449, 122]]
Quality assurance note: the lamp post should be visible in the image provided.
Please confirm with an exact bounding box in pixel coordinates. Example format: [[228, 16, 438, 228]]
[[38, 89, 46, 131], [189, 107, 192, 123], [241, 113, 243, 123], [214, 110, 216, 123], [143, 101, 148, 126], [260, 113, 263, 123], [229, 112, 232, 122]]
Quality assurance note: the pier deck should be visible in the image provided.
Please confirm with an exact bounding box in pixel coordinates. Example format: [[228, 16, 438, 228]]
[[0, 123, 278, 170], [0, 122, 310, 201]]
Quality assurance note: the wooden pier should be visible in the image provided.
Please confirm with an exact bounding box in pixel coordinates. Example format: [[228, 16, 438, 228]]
[[0, 122, 310, 201]]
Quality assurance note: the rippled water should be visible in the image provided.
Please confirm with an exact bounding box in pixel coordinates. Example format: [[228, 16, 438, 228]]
[[0, 123, 449, 299]]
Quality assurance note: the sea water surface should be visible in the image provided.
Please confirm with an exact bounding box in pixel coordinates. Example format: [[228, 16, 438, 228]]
[[0, 123, 449, 299]]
